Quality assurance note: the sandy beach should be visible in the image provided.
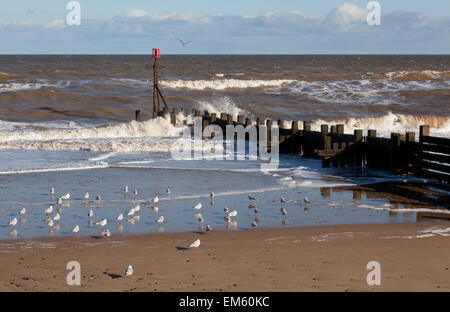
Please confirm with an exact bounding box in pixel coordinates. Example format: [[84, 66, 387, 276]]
[[0, 221, 448, 292]]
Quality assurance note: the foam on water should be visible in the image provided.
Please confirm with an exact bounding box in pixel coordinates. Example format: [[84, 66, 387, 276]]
[[160, 78, 296, 90]]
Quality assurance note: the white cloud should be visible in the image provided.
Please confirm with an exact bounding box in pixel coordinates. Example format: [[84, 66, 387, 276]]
[[125, 9, 148, 18], [44, 19, 65, 29]]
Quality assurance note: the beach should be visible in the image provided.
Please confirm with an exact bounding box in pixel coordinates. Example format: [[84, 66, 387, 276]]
[[0, 222, 449, 292]]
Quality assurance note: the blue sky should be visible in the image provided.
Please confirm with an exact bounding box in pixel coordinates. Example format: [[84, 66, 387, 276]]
[[1, 1, 449, 54]]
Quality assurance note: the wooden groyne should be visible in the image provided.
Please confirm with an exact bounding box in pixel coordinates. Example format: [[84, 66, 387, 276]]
[[138, 108, 450, 184]]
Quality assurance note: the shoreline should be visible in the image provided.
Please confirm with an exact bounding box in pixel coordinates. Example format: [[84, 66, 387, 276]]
[[1, 221, 449, 292]]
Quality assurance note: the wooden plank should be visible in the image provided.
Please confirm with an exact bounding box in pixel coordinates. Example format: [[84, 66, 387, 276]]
[[421, 135, 450, 146], [421, 169, 450, 182], [421, 161, 450, 174], [420, 152, 450, 164], [421, 143, 450, 155]]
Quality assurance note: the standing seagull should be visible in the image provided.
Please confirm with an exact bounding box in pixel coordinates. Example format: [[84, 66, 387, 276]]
[[8, 217, 17, 227], [166, 188, 171, 195], [177, 38, 193, 47], [280, 197, 287, 204], [88, 209, 94, 218], [125, 265, 133, 276], [44, 205, 53, 215], [50, 187, 55, 195], [229, 210, 238, 218], [72, 225, 79, 233], [117, 214, 124, 222], [206, 225, 213, 232], [84, 192, 90, 200], [304, 197, 310, 204], [53, 213, 61, 221], [153, 196, 159, 204], [96, 219, 107, 227], [156, 216, 164, 224], [189, 239, 200, 249], [61, 193, 70, 200], [210, 192, 215, 199], [193, 203, 202, 210], [19, 208, 26, 215], [281, 207, 288, 216], [124, 186, 129, 193], [133, 189, 138, 196], [248, 195, 255, 201]]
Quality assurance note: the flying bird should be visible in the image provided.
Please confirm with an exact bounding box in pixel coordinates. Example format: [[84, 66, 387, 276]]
[[177, 38, 193, 47]]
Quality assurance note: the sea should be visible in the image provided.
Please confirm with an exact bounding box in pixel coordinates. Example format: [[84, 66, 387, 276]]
[[0, 55, 449, 239]]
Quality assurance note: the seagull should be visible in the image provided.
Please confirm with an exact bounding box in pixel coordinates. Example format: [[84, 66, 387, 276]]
[[224, 215, 230, 223], [8, 217, 17, 227], [189, 239, 200, 249], [117, 213, 124, 221], [61, 193, 70, 200], [152, 206, 159, 212], [125, 265, 133, 276], [57, 198, 63, 205], [156, 216, 164, 224], [166, 188, 170, 194], [281, 207, 288, 216], [19, 208, 26, 215], [153, 196, 159, 204], [96, 195, 101, 201], [84, 192, 89, 200], [96, 219, 107, 227], [255, 208, 260, 214], [224, 207, 229, 214], [177, 38, 193, 47], [304, 197, 310, 204], [53, 213, 61, 221], [198, 216, 204, 223], [252, 220, 257, 227], [124, 186, 129, 193], [206, 225, 213, 232], [103, 229, 111, 237], [133, 189, 138, 195], [48, 219, 54, 227], [134, 204, 141, 212], [210, 192, 215, 198], [72, 225, 79, 233], [44, 205, 53, 214], [280, 197, 287, 203], [229, 210, 238, 218], [248, 195, 255, 200], [127, 208, 135, 216], [193, 203, 202, 210], [88, 209, 94, 218], [50, 187, 55, 195]]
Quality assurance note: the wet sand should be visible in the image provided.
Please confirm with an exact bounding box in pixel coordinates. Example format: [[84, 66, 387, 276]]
[[0, 222, 449, 292]]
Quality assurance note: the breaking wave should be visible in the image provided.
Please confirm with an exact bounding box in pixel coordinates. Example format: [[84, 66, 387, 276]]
[[160, 78, 296, 90]]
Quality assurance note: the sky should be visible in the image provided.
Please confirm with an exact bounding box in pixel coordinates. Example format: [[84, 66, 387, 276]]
[[0, 0, 449, 54]]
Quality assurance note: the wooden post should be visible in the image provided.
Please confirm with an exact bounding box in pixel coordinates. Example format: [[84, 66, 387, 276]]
[[245, 118, 252, 126], [221, 113, 227, 121], [354, 129, 363, 167], [135, 109, 141, 121], [204, 110, 210, 117], [336, 124, 344, 135], [303, 121, 311, 131], [202, 120, 209, 138], [163, 106, 169, 115], [292, 121, 300, 134], [210, 113, 217, 123], [330, 125, 336, 135], [173, 108, 179, 115], [170, 112, 176, 125], [323, 135, 331, 150], [391, 133, 401, 174], [419, 125, 430, 142], [237, 115, 244, 125], [321, 125, 328, 136], [227, 114, 233, 125], [367, 130, 377, 138], [194, 109, 201, 117]]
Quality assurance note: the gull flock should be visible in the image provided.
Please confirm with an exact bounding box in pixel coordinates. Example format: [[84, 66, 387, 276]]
[[5, 186, 312, 244], [5, 187, 312, 277]]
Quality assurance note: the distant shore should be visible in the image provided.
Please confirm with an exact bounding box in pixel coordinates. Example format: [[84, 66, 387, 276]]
[[0, 222, 448, 292]]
